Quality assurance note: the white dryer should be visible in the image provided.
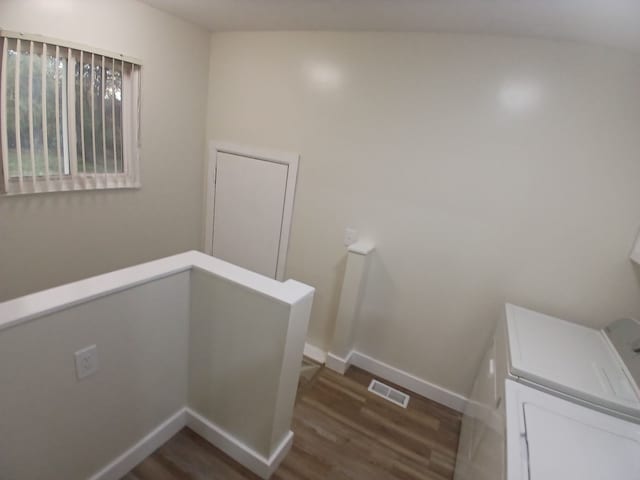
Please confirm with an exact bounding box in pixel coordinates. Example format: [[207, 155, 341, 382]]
[[506, 380, 640, 480]]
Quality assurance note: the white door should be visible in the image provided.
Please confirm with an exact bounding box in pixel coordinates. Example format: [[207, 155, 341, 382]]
[[209, 151, 290, 279]]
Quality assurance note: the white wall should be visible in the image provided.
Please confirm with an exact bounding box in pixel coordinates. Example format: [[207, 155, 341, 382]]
[[189, 268, 313, 458], [206, 32, 640, 396], [0, 0, 210, 301], [0, 272, 190, 479], [189, 269, 290, 457]]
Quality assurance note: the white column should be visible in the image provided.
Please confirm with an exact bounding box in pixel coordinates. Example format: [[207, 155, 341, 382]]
[[326, 240, 375, 374]]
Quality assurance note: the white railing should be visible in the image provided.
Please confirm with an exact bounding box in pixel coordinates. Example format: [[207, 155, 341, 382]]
[[0, 251, 314, 480]]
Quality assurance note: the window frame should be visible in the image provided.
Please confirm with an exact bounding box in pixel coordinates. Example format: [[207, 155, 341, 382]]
[[0, 30, 142, 195]]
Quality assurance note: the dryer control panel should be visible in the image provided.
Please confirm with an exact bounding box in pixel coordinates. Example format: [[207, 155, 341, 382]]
[[604, 318, 640, 397]]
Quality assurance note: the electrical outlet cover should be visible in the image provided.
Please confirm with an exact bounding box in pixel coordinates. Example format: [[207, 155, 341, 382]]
[[344, 228, 358, 246], [75, 345, 98, 380]]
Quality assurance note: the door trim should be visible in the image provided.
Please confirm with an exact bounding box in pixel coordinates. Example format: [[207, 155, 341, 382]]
[[204, 141, 300, 281]]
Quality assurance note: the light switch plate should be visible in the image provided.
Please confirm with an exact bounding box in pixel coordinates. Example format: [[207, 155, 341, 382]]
[[344, 228, 358, 246], [75, 345, 98, 380]]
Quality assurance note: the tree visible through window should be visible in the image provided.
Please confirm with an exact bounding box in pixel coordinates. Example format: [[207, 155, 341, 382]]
[[0, 31, 141, 195]]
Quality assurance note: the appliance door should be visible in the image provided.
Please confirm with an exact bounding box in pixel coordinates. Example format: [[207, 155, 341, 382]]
[[506, 380, 640, 480]]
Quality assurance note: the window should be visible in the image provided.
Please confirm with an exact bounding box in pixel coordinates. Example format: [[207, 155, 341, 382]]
[[0, 31, 141, 195]]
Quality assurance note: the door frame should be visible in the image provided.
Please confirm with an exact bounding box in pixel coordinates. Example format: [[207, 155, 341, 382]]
[[204, 141, 300, 281]]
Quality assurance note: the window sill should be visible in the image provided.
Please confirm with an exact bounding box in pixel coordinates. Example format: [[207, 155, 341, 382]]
[[2, 177, 141, 196]]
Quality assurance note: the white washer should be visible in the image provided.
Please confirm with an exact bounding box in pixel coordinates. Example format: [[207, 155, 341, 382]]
[[506, 379, 640, 480], [505, 304, 640, 421]]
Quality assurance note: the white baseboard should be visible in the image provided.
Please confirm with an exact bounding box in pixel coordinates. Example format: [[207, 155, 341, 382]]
[[185, 408, 293, 479], [350, 351, 468, 412], [303, 342, 327, 364], [88, 407, 294, 480], [87, 351, 465, 480], [325, 351, 353, 374], [306, 345, 467, 412], [89, 408, 186, 480]]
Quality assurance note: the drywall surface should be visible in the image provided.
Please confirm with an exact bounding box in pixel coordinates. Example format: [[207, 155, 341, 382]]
[[0, 251, 315, 477], [268, 288, 314, 450], [206, 32, 640, 396], [189, 268, 291, 457], [0, 272, 190, 480], [0, 0, 210, 301]]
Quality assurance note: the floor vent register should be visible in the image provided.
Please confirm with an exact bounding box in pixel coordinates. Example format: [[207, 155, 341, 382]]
[[368, 379, 410, 408]]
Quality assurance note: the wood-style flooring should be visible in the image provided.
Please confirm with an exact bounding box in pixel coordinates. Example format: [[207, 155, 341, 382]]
[[122, 365, 461, 480]]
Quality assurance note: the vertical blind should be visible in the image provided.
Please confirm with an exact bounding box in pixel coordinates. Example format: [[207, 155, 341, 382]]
[[0, 31, 141, 195]]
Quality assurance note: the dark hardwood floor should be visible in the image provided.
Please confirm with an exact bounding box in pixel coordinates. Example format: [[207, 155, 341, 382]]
[[122, 365, 461, 480]]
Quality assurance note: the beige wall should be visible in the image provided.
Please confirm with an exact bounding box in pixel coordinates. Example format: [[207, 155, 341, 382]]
[[189, 269, 312, 458], [206, 32, 640, 396], [0, 0, 210, 301], [0, 273, 190, 479]]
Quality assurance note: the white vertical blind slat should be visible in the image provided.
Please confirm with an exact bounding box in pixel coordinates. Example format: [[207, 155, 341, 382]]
[[66, 48, 77, 185], [111, 57, 117, 178], [15, 39, 23, 192], [125, 62, 140, 188], [0, 38, 9, 193], [54, 45, 63, 189], [28, 41, 36, 189], [90, 53, 97, 181], [101, 55, 107, 186], [121, 60, 131, 187], [121, 58, 126, 185], [134, 64, 141, 187], [60, 50, 70, 179], [41, 43, 50, 187], [79, 50, 86, 186]]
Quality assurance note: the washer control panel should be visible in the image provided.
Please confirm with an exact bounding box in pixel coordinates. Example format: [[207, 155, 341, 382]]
[[605, 318, 640, 395]]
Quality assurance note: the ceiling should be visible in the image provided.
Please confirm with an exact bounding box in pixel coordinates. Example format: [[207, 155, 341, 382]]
[[141, 0, 640, 51]]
